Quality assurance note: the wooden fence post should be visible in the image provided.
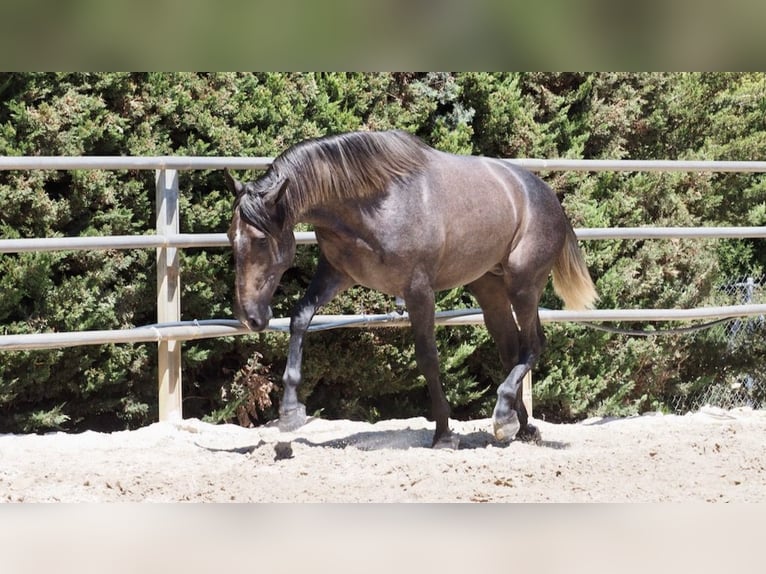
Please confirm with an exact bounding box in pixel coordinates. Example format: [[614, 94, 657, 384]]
[[522, 371, 533, 418], [156, 169, 182, 421]]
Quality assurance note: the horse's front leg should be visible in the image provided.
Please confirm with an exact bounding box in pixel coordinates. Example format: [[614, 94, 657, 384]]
[[279, 257, 352, 431], [404, 278, 459, 449]]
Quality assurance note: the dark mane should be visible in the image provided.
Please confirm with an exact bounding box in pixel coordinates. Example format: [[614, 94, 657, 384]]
[[236, 188, 286, 237], [235, 130, 430, 235], [273, 130, 429, 221]]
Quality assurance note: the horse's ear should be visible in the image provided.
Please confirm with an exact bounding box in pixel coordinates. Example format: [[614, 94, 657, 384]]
[[262, 176, 289, 207], [224, 168, 245, 197]]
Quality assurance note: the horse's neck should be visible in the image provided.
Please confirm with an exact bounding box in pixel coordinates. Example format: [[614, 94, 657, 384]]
[[300, 202, 380, 243]]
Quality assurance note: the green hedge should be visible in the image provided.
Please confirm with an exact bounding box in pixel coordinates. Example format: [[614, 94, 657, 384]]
[[1, 73, 765, 432]]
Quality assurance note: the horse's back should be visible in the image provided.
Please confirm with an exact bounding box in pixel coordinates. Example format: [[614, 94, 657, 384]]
[[423, 151, 567, 237]]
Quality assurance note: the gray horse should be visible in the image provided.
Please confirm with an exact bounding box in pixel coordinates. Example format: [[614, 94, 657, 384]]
[[226, 130, 597, 448]]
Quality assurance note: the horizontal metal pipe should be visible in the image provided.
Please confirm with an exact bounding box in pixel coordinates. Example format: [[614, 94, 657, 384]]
[[0, 231, 317, 253], [541, 305, 766, 323], [0, 156, 274, 171], [506, 158, 766, 172], [4, 156, 766, 172], [0, 235, 168, 253], [2, 305, 765, 351], [575, 226, 766, 239], [3, 227, 766, 254]]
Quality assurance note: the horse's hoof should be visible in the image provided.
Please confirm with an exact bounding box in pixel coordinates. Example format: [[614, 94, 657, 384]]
[[278, 403, 307, 432], [273, 441, 294, 461], [493, 411, 521, 442], [432, 431, 460, 450], [518, 423, 542, 444]]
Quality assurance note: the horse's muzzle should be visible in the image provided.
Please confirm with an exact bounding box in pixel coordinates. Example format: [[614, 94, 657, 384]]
[[239, 306, 273, 332]]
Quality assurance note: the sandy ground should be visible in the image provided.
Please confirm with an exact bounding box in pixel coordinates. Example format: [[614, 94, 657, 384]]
[[2, 406, 766, 502]]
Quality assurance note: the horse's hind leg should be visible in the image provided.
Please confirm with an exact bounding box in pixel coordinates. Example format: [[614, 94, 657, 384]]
[[468, 273, 540, 443], [279, 256, 352, 431], [467, 273, 519, 372], [492, 287, 545, 443]]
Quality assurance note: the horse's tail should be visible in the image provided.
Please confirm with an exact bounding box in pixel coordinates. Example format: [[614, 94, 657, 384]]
[[552, 225, 598, 310]]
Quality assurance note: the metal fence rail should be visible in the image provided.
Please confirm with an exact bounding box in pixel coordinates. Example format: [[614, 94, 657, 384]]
[[3, 305, 766, 353], [3, 156, 766, 172], [0, 232, 317, 253], [2, 155, 766, 422], [4, 227, 766, 255]]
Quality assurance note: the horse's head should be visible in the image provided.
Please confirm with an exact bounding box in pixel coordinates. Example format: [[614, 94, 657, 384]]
[[225, 168, 295, 331]]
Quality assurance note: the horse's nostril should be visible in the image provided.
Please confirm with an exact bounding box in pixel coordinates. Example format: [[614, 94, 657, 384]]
[[245, 307, 272, 332]]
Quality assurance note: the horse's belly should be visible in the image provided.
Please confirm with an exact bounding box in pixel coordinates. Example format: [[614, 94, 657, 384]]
[[319, 218, 513, 297], [317, 233, 406, 295], [432, 246, 508, 291]]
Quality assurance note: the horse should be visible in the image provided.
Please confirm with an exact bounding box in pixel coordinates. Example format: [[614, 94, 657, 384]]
[[225, 129, 597, 448]]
